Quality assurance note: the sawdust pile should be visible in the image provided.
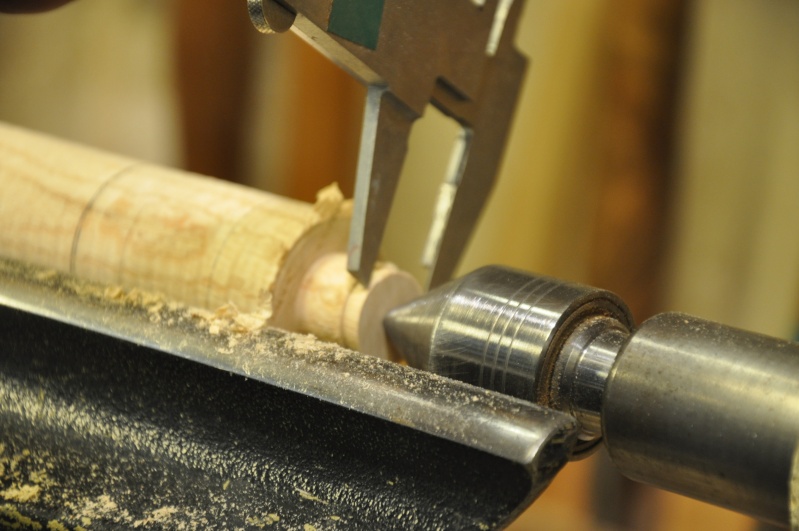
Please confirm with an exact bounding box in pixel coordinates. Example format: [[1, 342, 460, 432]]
[[0, 446, 53, 506], [28, 260, 274, 339]]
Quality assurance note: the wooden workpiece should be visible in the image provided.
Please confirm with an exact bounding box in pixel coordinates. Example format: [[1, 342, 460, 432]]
[[0, 121, 420, 359]]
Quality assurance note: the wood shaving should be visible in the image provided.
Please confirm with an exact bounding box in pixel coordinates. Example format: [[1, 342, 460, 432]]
[[0, 484, 41, 503], [0, 504, 42, 530], [133, 506, 179, 528], [295, 488, 328, 505], [68, 494, 120, 521], [313, 183, 345, 220], [289, 334, 326, 355], [187, 302, 270, 336], [245, 514, 280, 528]]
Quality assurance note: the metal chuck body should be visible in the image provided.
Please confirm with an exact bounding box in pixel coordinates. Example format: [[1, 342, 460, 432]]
[[604, 312, 799, 525], [385, 266, 799, 527], [384, 266, 633, 454]]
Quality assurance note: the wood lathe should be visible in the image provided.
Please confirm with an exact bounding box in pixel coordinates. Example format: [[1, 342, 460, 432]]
[[1, 1, 798, 530]]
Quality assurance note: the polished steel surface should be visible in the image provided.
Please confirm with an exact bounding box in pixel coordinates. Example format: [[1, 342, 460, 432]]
[[348, 86, 414, 286], [551, 316, 629, 439], [248, 0, 527, 286], [385, 265, 632, 454], [386, 266, 799, 525], [603, 312, 799, 527]]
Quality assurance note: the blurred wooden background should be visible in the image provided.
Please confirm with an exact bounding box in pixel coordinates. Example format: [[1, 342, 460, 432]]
[[1, 1, 797, 529]]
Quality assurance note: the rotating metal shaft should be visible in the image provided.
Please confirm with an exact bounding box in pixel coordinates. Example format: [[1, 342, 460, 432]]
[[385, 265, 799, 527]]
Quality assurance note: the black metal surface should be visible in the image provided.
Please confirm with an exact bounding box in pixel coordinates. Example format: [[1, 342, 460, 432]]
[[0, 257, 579, 477], [0, 305, 537, 530], [0, 257, 580, 529]]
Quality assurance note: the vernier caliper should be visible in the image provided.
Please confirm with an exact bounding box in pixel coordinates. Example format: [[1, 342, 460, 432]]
[[247, 0, 527, 287]]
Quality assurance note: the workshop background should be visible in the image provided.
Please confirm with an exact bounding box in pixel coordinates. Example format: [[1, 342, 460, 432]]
[[0, 0, 797, 530]]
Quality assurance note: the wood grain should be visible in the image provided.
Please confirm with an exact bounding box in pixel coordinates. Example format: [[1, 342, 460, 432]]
[[0, 122, 419, 358]]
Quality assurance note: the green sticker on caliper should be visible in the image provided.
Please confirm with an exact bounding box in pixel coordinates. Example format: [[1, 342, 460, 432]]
[[328, 0, 386, 50]]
